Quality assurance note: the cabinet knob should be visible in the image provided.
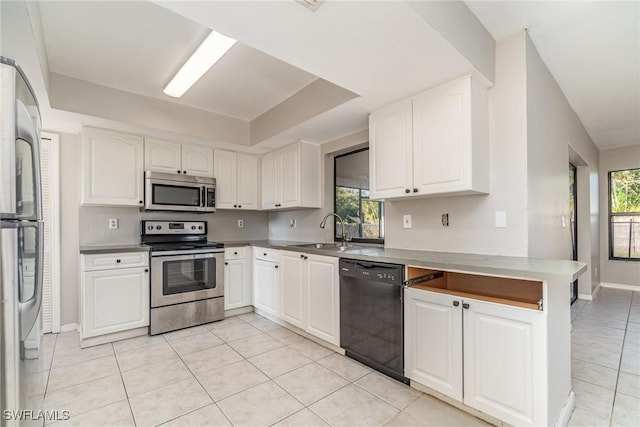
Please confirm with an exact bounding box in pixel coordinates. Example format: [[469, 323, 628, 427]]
[[405, 189, 410, 194], [300, 254, 305, 258], [144, 268, 149, 273], [234, 252, 238, 255], [413, 188, 418, 193], [234, 205, 237, 208], [139, 200, 143, 204], [116, 259, 121, 263], [275, 265, 279, 269], [453, 301, 460, 307], [238, 205, 242, 208], [183, 170, 187, 174], [463, 303, 470, 309], [177, 170, 181, 174], [263, 253, 267, 256], [224, 262, 228, 265]]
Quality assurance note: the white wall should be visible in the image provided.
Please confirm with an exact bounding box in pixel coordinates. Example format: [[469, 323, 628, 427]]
[[383, 32, 529, 256], [58, 132, 80, 327], [599, 145, 640, 287], [524, 35, 600, 295]]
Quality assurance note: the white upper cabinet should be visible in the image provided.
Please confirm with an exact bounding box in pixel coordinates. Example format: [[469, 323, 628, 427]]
[[145, 138, 214, 177], [369, 75, 489, 200], [260, 141, 321, 210], [214, 149, 259, 210], [82, 127, 144, 207]]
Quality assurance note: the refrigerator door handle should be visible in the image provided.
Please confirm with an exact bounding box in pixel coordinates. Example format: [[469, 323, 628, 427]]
[[12, 221, 44, 340], [16, 100, 43, 221]]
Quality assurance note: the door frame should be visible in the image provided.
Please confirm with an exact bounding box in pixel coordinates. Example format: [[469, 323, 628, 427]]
[[41, 131, 61, 333]]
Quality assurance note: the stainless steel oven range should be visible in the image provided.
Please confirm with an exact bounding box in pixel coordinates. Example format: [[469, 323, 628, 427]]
[[142, 220, 224, 335]]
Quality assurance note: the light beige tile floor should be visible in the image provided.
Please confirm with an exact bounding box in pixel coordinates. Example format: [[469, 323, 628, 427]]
[[40, 288, 638, 426]]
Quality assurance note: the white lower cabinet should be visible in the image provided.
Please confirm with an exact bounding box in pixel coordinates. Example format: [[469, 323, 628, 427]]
[[278, 251, 339, 346], [80, 252, 149, 340], [405, 287, 546, 426], [253, 248, 280, 317], [224, 247, 252, 310]]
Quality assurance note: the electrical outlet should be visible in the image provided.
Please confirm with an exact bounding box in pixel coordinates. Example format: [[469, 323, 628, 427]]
[[108, 218, 118, 229], [290, 218, 296, 228], [237, 219, 244, 228], [495, 211, 507, 228], [403, 214, 412, 229], [442, 213, 449, 227]]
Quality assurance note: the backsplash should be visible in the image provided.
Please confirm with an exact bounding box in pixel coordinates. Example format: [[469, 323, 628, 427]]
[[79, 206, 269, 245]]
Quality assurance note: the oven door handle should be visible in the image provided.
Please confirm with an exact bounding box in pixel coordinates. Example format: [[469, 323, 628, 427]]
[[201, 186, 205, 208], [152, 252, 222, 261]]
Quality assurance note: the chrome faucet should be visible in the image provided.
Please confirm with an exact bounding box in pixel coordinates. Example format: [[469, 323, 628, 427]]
[[319, 212, 348, 247]]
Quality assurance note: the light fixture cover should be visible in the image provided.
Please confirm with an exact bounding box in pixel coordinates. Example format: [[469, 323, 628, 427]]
[[164, 31, 237, 98]]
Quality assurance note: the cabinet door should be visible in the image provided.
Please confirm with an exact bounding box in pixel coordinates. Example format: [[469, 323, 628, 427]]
[[279, 145, 300, 208], [144, 138, 182, 174], [463, 299, 546, 426], [280, 252, 305, 329], [82, 128, 144, 207], [236, 153, 259, 210], [214, 149, 237, 209], [306, 255, 339, 346], [404, 288, 463, 400], [224, 258, 251, 310], [253, 259, 279, 317], [413, 77, 470, 195], [182, 144, 214, 177], [368, 99, 413, 200], [82, 267, 149, 338], [261, 152, 279, 209]]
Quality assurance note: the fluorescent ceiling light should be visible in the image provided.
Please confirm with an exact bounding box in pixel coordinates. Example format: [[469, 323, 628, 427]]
[[163, 31, 237, 98]]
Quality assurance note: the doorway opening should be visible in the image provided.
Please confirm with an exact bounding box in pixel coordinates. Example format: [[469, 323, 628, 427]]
[[569, 162, 578, 304]]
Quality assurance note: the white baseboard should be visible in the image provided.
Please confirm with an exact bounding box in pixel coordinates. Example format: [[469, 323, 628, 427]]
[[59, 323, 78, 333], [555, 391, 576, 427], [577, 293, 593, 301], [600, 282, 640, 291]]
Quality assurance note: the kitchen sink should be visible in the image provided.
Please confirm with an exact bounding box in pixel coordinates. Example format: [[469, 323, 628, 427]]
[[295, 242, 353, 251], [293, 243, 382, 253]]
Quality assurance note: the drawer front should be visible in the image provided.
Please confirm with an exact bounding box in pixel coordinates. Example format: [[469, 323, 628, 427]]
[[225, 247, 248, 260], [83, 252, 149, 271], [253, 247, 280, 262]]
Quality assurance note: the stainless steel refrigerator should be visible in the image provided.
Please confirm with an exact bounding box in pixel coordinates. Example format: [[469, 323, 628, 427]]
[[0, 57, 44, 426]]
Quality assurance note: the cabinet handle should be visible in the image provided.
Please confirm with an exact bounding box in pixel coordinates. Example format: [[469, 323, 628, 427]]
[[144, 268, 149, 273], [413, 188, 418, 193], [116, 259, 121, 263], [453, 301, 460, 307], [405, 189, 410, 194], [463, 303, 470, 309]]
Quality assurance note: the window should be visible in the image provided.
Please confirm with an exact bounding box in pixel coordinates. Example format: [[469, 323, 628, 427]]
[[334, 148, 384, 242], [609, 168, 640, 260]]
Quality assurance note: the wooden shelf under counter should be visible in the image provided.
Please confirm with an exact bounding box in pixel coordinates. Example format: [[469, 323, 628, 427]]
[[406, 266, 543, 310]]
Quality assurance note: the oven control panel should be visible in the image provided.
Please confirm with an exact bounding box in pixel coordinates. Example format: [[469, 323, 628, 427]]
[[142, 220, 206, 235]]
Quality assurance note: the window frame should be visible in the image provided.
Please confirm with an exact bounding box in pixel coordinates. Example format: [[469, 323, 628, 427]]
[[333, 147, 384, 244], [608, 167, 640, 261]]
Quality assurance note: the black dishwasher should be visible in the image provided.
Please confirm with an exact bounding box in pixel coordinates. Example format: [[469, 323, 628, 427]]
[[339, 259, 408, 384]]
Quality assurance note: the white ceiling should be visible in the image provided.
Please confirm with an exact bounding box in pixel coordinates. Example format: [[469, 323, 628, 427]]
[[34, 1, 638, 150], [466, 1, 640, 150], [38, 1, 318, 121]]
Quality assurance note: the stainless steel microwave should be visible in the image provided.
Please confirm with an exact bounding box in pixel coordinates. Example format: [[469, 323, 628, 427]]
[[144, 171, 216, 213]]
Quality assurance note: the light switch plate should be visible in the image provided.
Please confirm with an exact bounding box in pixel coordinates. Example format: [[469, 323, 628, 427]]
[[495, 211, 507, 228], [403, 214, 412, 229]]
